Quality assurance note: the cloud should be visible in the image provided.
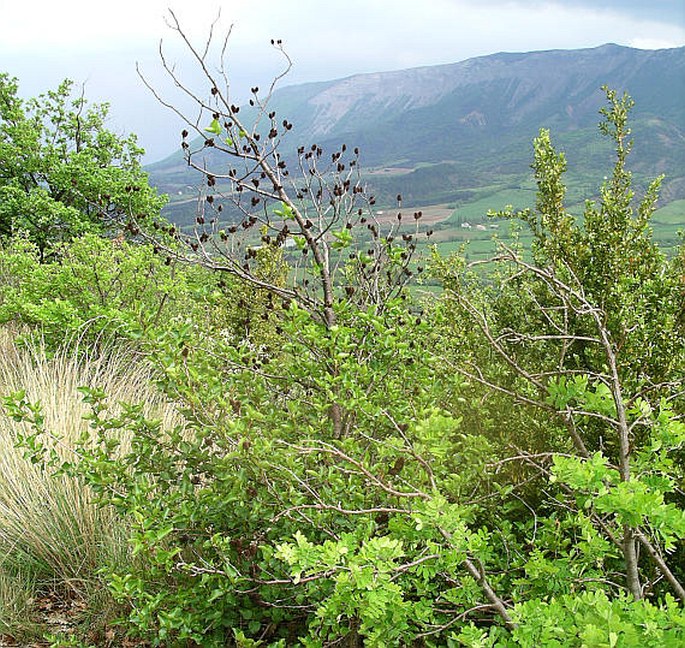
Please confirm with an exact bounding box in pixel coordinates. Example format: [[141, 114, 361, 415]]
[[4, 0, 683, 161]]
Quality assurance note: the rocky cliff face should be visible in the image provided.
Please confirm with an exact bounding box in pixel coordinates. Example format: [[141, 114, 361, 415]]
[[262, 44, 682, 147]]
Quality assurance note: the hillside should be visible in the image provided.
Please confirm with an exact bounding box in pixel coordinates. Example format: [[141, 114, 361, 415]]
[[147, 43, 685, 231]]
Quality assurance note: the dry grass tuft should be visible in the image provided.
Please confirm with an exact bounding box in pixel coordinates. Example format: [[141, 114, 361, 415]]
[[0, 328, 180, 636]]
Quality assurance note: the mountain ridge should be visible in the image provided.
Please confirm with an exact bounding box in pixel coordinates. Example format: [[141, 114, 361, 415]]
[[148, 43, 685, 221]]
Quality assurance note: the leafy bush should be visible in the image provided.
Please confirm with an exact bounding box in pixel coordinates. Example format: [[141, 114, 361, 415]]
[[3, 65, 685, 648], [0, 74, 164, 256], [0, 233, 222, 351]]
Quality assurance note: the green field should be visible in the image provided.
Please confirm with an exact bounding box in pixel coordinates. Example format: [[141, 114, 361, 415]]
[[163, 180, 684, 263]]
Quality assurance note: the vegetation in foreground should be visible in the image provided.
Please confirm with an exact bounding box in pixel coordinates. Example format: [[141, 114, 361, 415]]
[[1, 19, 685, 647]]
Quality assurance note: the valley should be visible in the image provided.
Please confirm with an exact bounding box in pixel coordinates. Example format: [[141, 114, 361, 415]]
[[147, 43, 685, 262]]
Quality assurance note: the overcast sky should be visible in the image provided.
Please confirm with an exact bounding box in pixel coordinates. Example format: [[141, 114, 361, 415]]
[[2, 0, 684, 162]]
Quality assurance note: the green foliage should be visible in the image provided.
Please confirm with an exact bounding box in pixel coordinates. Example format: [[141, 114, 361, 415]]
[[0, 74, 165, 256], [507, 591, 685, 647], [0, 233, 209, 349], [3, 83, 685, 646]]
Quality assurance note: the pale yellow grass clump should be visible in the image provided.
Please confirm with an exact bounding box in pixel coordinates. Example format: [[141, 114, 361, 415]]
[[0, 328, 179, 617]]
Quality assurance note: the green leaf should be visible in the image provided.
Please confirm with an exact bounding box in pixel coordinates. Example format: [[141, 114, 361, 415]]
[[204, 118, 222, 135]]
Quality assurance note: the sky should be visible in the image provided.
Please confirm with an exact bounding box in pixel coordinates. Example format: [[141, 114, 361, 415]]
[[1, 0, 684, 162]]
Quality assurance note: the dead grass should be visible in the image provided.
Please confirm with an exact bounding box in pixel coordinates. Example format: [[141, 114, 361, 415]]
[[0, 328, 180, 640]]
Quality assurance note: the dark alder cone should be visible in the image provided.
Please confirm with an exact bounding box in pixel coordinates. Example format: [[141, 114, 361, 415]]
[[211, 86, 218, 95], [388, 456, 405, 477], [181, 129, 188, 138]]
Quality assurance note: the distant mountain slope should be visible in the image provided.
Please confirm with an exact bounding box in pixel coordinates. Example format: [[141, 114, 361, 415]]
[[148, 44, 685, 217]]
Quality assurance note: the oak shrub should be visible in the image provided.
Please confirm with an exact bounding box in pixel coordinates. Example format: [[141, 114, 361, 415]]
[[4, 86, 685, 648]]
